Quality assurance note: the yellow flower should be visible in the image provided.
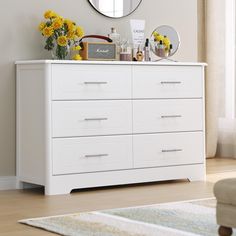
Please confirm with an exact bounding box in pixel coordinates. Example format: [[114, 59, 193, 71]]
[[72, 54, 82, 60], [67, 30, 76, 40], [42, 26, 54, 37], [72, 45, 82, 51], [64, 19, 75, 32], [76, 26, 84, 37], [57, 36, 68, 46], [57, 16, 64, 21], [163, 36, 171, 47], [52, 18, 63, 30], [153, 32, 158, 37], [64, 19, 72, 25], [38, 22, 46, 31], [153, 32, 164, 42], [156, 34, 164, 42], [44, 10, 57, 19]]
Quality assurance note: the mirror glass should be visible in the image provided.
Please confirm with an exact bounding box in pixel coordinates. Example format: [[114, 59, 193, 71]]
[[150, 25, 180, 59], [88, 0, 142, 18]]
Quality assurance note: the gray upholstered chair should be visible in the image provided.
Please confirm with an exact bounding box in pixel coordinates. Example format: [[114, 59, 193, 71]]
[[214, 178, 236, 236]]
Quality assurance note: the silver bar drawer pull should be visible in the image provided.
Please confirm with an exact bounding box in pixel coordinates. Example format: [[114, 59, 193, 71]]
[[84, 118, 108, 121], [84, 82, 108, 85], [161, 115, 182, 118], [162, 149, 183, 153], [160, 81, 182, 84], [85, 154, 109, 158]]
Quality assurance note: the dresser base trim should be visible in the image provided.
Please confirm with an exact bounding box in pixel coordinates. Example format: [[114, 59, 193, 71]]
[[20, 164, 206, 195]]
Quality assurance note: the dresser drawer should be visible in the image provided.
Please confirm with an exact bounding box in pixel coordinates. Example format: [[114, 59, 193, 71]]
[[52, 135, 133, 175], [133, 66, 203, 99], [133, 132, 204, 168], [52, 101, 132, 137], [52, 64, 132, 100], [133, 99, 203, 133]]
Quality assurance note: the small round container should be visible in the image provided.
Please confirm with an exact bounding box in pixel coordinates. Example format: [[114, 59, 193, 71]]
[[120, 52, 132, 61]]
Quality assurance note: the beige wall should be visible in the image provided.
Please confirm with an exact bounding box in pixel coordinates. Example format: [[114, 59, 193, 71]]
[[0, 0, 198, 176], [197, 0, 206, 62]]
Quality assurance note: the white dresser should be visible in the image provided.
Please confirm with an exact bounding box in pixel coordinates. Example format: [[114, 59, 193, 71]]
[[16, 60, 206, 195]]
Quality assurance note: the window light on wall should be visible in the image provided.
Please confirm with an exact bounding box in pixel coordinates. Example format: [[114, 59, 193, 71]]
[[99, 0, 123, 17]]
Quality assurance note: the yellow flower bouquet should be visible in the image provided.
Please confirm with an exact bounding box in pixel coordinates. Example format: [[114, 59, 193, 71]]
[[39, 10, 84, 60]]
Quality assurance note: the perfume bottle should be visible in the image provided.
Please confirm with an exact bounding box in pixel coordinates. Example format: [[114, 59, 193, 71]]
[[108, 27, 120, 60], [108, 27, 120, 44]]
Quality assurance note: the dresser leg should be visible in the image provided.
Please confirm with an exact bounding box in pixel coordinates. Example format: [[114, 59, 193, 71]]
[[187, 169, 206, 182], [45, 186, 72, 195], [188, 175, 206, 181]]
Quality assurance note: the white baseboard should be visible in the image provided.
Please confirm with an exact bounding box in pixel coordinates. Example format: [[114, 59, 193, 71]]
[[0, 176, 16, 190], [0, 176, 42, 191]]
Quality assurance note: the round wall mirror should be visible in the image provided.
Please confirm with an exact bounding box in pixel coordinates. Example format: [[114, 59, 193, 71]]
[[88, 0, 142, 18], [150, 25, 180, 59]]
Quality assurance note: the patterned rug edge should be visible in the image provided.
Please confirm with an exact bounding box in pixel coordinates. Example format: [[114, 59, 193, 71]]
[[19, 197, 215, 223]]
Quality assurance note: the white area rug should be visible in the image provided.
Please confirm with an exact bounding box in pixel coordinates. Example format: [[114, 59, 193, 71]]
[[19, 198, 236, 236]]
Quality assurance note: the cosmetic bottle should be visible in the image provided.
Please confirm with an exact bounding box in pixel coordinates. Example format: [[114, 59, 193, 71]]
[[156, 40, 165, 58], [144, 38, 150, 61], [108, 27, 120, 60]]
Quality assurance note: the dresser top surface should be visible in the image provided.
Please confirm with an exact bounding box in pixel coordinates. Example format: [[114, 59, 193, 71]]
[[15, 60, 207, 67]]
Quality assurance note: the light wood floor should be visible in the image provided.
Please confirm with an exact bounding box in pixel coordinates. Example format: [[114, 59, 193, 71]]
[[1, 158, 236, 236]]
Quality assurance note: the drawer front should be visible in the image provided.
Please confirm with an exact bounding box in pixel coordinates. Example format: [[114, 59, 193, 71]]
[[133, 99, 203, 133], [133, 132, 204, 168], [52, 135, 133, 175], [52, 101, 132, 137], [133, 66, 203, 99], [52, 64, 132, 100]]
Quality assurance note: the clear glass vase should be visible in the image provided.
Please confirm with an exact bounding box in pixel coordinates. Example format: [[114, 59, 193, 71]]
[[51, 45, 70, 60]]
